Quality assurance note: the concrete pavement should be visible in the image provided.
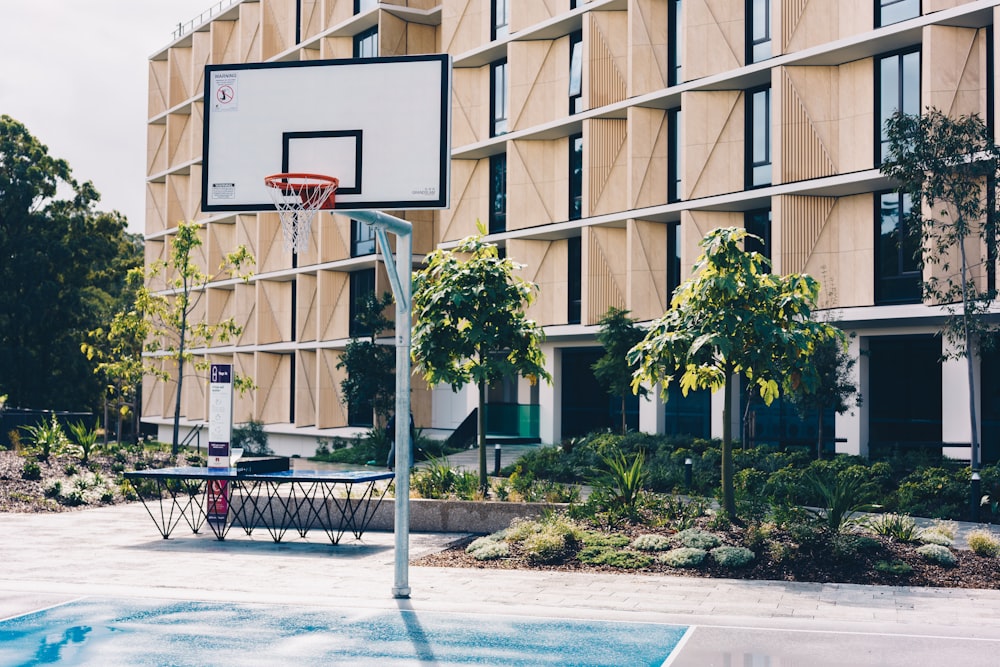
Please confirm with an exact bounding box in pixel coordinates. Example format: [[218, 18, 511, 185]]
[[2, 502, 1000, 665]]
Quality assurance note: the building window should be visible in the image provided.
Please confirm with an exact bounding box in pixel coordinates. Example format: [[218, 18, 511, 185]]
[[876, 0, 920, 27], [875, 191, 921, 305], [569, 133, 583, 220], [349, 269, 376, 337], [746, 86, 771, 188], [668, 0, 682, 86], [351, 219, 376, 257], [491, 59, 508, 137], [667, 221, 682, 300], [877, 48, 920, 164], [353, 27, 378, 58], [567, 236, 581, 324], [668, 107, 682, 203], [492, 0, 510, 40], [747, 0, 771, 64], [354, 0, 376, 15], [744, 208, 772, 268], [569, 32, 583, 114], [489, 153, 507, 234]]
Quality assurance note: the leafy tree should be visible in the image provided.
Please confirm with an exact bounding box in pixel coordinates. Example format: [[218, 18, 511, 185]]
[[0, 115, 142, 412], [786, 334, 859, 460], [881, 108, 1000, 477], [628, 227, 841, 518], [592, 307, 649, 434], [336, 291, 396, 425], [412, 226, 551, 491], [132, 220, 254, 454]]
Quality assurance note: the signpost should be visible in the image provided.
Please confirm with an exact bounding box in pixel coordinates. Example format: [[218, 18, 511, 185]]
[[207, 363, 233, 529]]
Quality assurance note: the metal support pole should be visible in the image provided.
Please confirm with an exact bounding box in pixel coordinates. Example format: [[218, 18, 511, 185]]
[[351, 210, 412, 599]]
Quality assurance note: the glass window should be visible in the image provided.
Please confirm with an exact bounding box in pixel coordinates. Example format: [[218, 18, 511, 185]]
[[349, 269, 376, 338], [351, 219, 376, 257], [489, 153, 507, 234], [744, 208, 772, 269], [877, 49, 920, 164], [664, 383, 712, 439], [667, 221, 682, 300], [569, 32, 583, 114], [354, 0, 377, 15], [875, 191, 921, 304], [668, 107, 682, 203], [353, 27, 378, 58], [746, 86, 771, 188], [491, 59, 508, 137], [669, 0, 682, 86], [876, 0, 920, 27], [492, 0, 510, 40], [569, 133, 583, 221], [747, 0, 771, 64], [567, 236, 581, 324]]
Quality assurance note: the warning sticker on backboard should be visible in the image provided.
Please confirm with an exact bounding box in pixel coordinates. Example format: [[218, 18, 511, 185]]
[[212, 72, 238, 111], [211, 183, 236, 200]]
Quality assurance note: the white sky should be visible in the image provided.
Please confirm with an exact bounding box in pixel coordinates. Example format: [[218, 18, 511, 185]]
[[0, 1, 222, 234]]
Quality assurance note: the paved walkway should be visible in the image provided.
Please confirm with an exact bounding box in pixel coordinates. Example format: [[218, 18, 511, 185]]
[[1, 502, 999, 665]]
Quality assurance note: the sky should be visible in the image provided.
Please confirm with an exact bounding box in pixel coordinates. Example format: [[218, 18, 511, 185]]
[[0, 1, 224, 234]]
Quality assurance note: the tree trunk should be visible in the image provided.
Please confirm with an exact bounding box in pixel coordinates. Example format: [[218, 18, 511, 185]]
[[171, 283, 189, 456], [959, 238, 981, 473], [478, 377, 488, 494], [721, 367, 736, 517], [621, 394, 627, 435], [816, 410, 824, 461]]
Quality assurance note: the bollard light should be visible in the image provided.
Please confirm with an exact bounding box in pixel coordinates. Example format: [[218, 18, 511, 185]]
[[494, 442, 502, 476], [684, 457, 693, 491]]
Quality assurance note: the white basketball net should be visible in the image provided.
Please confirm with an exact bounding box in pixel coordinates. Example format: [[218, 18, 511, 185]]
[[264, 175, 338, 253]]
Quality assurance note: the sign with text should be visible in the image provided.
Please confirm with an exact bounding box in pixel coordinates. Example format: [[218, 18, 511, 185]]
[[207, 364, 233, 529]]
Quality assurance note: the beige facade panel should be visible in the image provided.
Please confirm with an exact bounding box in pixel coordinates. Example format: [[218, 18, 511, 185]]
[[778, 0, 872, 54], [774, 194, 835, 277], [295, 350, 317, 427], [586, 119, 628, 216], [296, 274, 318, 342], [509, 138, 565, 229], [168, 46, 193, 109], [627, 219, 667, 320], [262, 0, 296, 60], [836, 59, 874, 174], [381, 13, 439, 56], [585, 226, 627, 325], [191, 31, 211, 96], [257, 281, 293, 345], [184, 366, 207, 422], [206, 287, 236, 340], [685, 0, 743, 81], [256, 212, 294, 274], [149, 59, 169, 119], [442, 0, 487, 55], [234, 352, 256, 422], [317, 212, 349, 264], [924, 26, 986, 118], [926, 0, 972, 12], [240, 1, 263, 63], [317, 269, 350, 341], [234, 281, 258, 346], [160, 362, 179, 420], [211, 19, 241, 65], [440, 157, 486, 241], [256, 352, 292, 424], [300, 0, 323, 42], [511, 0, 562, 34], [167, 112, 197, 167], [510, 238, 568, 327], [627, 107, 667, 209], [207, 221, 236, 276], [165, 173, 196, 229], [141, 359, 164, 421], [510, 39, 568, 132], [316, 349, 347, 429], [587, 10, 628, 108], [776, 66, 838, 185], [452, 67, 486, 148], [145, 182, 167, 235], [682, 90, 743, 200], [147, 123, 167, 177], [628, 0, 668, 96]]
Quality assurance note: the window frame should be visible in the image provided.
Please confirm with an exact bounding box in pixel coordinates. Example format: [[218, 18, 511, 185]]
[[489, 152, 507, 234], [667, 220, 682, 300], [569, 132, 583, 221], [353, 26, 378, 58], [874, 190, 922, 305], [744, 208, 772, 268], [745, 85, 772, 189], [569, 31, 583, 115], [567, 236, 582, 324], [876, 47, 921, 165], [490, 59, 509, 137], [746, 0, 771, 64], [875, 0, 920, 28], [667, 107, 682, 203], [349, 268, 377, 338], [492, 0, 510, 41], [351, 218, 376, 257], [668, 0, 682, 86]]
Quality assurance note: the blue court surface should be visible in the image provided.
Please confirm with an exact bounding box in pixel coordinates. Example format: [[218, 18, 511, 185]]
[[0, 598, 688, 666]]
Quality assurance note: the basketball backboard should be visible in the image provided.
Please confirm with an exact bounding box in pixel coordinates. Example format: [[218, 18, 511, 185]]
[[202, 54, 451, 213]]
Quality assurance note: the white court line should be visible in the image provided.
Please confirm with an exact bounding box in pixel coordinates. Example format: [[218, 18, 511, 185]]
[[661, 625, 696, 667], [0, 596, 86, 624], [670, 622, 1000, 643]]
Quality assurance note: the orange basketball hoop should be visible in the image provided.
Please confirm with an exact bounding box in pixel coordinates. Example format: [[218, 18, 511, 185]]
[[264, 173, 339, 253]]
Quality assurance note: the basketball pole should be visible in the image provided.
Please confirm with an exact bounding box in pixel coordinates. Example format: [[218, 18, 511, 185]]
[[350, 210, 413, 599]]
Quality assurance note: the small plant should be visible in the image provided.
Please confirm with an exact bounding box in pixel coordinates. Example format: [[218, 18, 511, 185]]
[[20, 415, 69, 461], [802, 470, 874, 534], [874, 559, 913, 576], [63, 463, 79, 476], [231, 419, 272, 456], [866, 513, 922, 543], [919, 530, 953, 547], [659, 547, 707, 568], [21, 460, 41, 480], [578, 547, 654, 569], [675, 528, 721, 550], [67, 420, 100, 463], [42, 479, 63, 498], [589, 446, 647, 520], [966, 530, 1000, 558], [631, 534, 673, 552], [466, 535, 510, 561], [505, 515, 584, 565], [916, 543, 957, 567], [709, 545, 755, 568]]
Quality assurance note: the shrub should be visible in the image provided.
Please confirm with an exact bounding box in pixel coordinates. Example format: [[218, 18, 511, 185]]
[[577, 547, 654, 569], [675, 528, 721, 550], [866, 513, 922, 543], [709, 545, 755, 568], [21, 460, 41, 480], [581, 532, 631, 549], [66, 420, 100, 463], [966, 530, 1000, 558], [20, 415, 68, 461], [801, 469, 874, 533], [589, 446, 647, 521], [506, 516, 584, 565], [42, 479, 62, 498], [659, 547, 707, 568], [916, 544, 957, 567], [892, 467, 968, 519], [874, 559, 913, 575], [919, 530, 953, 547], [231, 419, 272, 456], [466, 536, 510, 561], [630, 534, 673, 552]]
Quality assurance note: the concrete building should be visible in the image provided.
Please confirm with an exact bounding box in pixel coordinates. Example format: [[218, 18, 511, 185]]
[[144, 0, 1000, 463]]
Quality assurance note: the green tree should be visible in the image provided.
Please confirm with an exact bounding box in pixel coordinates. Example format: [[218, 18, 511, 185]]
[[628, 227, 841, 518], [133, 221, 254, 454], [412, 226, 551, 491], [592, 307, 649, 434], [0, 115, 142, 412], [786, 334, 859, 460], [881, 108, 1000, 479], [336, 291, 396, 425]]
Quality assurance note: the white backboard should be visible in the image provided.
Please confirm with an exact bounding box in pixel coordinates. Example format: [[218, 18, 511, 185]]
[[202, 54, 451, 212]]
